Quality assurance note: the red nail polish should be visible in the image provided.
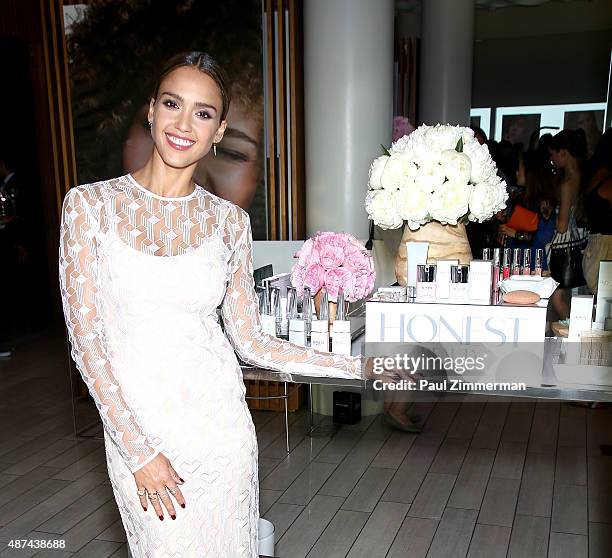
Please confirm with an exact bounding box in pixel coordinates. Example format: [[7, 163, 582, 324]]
[[171, 514, 176, 520], [180, 503, 185, 508], [142, 506, 147, 512], [179, 477, 185, 483], [159, 516, 164, 521]]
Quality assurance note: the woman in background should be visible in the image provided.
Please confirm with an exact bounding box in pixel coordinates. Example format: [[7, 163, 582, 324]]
[[547, 129, 588, 320], [582, 129, 612, 294], [499, 150, 556, 271]]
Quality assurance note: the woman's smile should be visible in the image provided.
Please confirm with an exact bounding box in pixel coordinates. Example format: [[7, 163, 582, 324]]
[[164, 132, 196, 151]]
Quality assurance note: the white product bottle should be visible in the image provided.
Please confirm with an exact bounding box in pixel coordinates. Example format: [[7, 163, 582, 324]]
[[287, 287, 307, 346], [311, 288, 330, 352], [332, 289, 351, 355], [303, 287, 313, 345], [449, 265, 469, 304], [260, 283, 277, 336]]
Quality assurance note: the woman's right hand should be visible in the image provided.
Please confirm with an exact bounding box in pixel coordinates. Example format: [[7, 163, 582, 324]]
[[133, 453, 186, 520]]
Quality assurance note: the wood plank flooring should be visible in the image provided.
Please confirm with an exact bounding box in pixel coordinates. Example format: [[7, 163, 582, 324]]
[[1, 329, 612, 557]]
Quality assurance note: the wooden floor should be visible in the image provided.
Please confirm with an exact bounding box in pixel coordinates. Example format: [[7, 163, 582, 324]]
[[1, 330, 612, 557]]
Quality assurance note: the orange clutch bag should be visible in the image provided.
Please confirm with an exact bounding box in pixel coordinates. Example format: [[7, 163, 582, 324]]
[[506, 205, 539, 232]]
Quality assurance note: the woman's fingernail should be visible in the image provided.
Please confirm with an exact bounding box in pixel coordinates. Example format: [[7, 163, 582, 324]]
[[179, 477, 185, 483], [142, 506, 147, 512], [180, 503, 185, 509], [159, 515, 164, 521], [171, 514, 176, 520]]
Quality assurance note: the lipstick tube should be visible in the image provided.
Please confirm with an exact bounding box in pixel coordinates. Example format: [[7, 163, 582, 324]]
[[492, 248, 501, 304], [534, 249, 543, 276], [502, 248, 511, 279], [522, 249, 531, 275], [512, 248, 522, 275]]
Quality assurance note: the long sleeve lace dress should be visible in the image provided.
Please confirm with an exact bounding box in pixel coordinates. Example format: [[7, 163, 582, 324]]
[[58, 174, 361, 557]]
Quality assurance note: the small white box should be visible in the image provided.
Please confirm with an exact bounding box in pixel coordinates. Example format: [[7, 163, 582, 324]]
[[595, 261, 612, 325], [469, 260, 493, 305], [436, 259, 458, 301], [568, 295, 594, 341]]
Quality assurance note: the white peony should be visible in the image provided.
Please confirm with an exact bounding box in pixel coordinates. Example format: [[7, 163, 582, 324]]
[[397, 186, 432, 230], [368, 156, 388, 189], [440, 150, 472, 183], [380, 154, 417, 189], [415, 163, 446, 192], [468, 179, 507, 222], [365, 189, 403, 229], [425, 124, 461, 152], [429, 180, 472, 225], [463, 142, 495, 183]]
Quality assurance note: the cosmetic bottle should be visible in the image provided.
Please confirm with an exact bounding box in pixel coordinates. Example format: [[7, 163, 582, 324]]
[[260, 284, 277, 336], [415, 264, 437, 303], [512, 248, 522, 275], [482, 248, 492, 260], [303, 287, 313, 345], [332, 289, 351, 355], [406, 241, 429, 300], [287, 287, 307, 346], [311, 288, 330, 352], [449, 265, 469, 304], [522, 249, 531, 275], [270, 286, 282, 337], [502, 248, 511, 279], [492, 248, 501, 304], [534, 249, 543, 276], [435, 259, 458, 301]]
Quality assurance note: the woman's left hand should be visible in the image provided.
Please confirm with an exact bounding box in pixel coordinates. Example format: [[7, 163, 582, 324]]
[[499, 225, 516, 238]]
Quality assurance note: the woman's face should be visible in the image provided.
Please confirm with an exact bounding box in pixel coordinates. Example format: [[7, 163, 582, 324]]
[[146, 66, 227, 172], [123, 71, 262, 210], [548, 148, 566, 170]]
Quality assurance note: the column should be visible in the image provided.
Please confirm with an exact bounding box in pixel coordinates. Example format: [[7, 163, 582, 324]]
[[418, 0, 475, 126], [303, 0, 394, 239]]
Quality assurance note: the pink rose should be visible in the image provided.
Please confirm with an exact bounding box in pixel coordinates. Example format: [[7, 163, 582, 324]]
[[392, 116, 415, 142], [318, 244, 345, 269], [351, 269, 376, 300], [291, 264, 306, 295], [324, 267, 355, 303], [343, 248, 370, 272], [303, 263, 325, 293], [295, 238, 320, 267]]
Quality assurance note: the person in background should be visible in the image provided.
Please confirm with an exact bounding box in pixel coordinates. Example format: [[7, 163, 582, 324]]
[[470, 125, 488, 146], [0, 153, 25, 358], [582, 129, 612, 294], [499, 150, 557, 271], [547, 129, 588, 321]]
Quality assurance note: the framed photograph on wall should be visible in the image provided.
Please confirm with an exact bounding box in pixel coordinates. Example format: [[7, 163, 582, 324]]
[[501, 113, 541, 147], [563, 109, 605, 157]]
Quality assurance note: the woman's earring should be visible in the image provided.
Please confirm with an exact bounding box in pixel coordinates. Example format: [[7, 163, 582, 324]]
[[213, 143, 217, 157], [148, 121, 152, 129]]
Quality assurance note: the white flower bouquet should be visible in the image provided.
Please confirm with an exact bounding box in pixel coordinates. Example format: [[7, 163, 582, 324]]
[[365, 124, 508, 231]]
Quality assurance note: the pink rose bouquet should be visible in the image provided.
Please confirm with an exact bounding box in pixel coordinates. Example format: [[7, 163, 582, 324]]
[[291, 232, 375, 302]]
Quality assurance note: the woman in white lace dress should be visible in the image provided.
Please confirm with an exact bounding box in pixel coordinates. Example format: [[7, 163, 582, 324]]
[[59, 52, 362, 557]]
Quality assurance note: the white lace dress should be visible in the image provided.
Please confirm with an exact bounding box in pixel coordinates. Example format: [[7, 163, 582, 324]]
[[58, 174, 361, 557]]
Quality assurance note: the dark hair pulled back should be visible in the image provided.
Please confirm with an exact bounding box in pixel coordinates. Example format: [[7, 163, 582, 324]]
[[152, 51, 231, 121]]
